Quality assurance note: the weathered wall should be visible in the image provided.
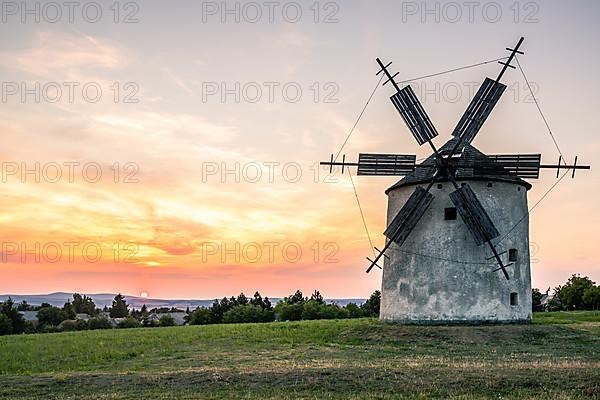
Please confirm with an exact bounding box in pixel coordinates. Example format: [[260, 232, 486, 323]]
[[381, 180, 532, 324]]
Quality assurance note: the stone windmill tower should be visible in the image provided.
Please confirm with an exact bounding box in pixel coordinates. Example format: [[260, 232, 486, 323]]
[[321, 37, 590, 324]]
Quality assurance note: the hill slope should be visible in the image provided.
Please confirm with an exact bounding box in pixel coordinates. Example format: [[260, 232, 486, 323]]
[[0, 312, 599, 399]]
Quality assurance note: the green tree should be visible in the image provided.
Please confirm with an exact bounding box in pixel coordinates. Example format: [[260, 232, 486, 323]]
[[118, 317, 141, 329], [17, 300, 33, 311], [345, 302, 365, 318], [158, 315, 176, 327], [310, 290, 324, 304], [63, 301, 76, 319], [60, 320, 87, 332], [300, 300, 323, 320], [72, 294, 96, 315], [556, 275, 595, 310], [110, 294, 129, 318], [362, 290, 381, 317], [263, 297, 273, 311], [274, 302, 304, 321], [323, 304, 348, 319], [208, 299, 224, 323], [300, 301, 348, 320], [289, 290, 305, 304], [223, 304, 274, 323], [1, 298, 26, 333], [88, 317, 112, 330], [140, 304, 149, 318], [274, 290, 307, 321], [0, 313, 12, 335], [583, 286, 600, 310], [37, 306, 69, 327], [236, 293, 249, 305], [188, 308, 212, 325]]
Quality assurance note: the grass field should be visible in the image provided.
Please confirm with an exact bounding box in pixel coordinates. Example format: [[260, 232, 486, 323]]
[[0, 312, 599, 399]]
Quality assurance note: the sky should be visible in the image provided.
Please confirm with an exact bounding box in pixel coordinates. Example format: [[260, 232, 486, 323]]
[[0, 0, 598, 299]]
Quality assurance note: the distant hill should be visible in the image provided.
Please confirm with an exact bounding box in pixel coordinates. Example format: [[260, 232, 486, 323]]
[[0, 293, 366, 310]]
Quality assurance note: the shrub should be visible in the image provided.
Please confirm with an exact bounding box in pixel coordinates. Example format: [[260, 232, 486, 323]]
[[301, 300, 325, 320], [274, 303, 304, 321], [158, 315, 176, 327], [188, 308, 212, 325], [319, 304, 348, 320], [345, 302, 365, 318], [59, 320, 80, 332], [223, 305, 275, 324], [88, 317, 113, 330], [39, 324, 62, 333], [118, 317, 141, 329]]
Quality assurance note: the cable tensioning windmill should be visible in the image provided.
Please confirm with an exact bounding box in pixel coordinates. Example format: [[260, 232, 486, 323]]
[[321, 37, 590, 281]]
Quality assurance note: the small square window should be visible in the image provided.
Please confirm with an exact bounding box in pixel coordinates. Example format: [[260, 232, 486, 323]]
[[444, 207, 457, 220], [437, 184, 443, 189], [508, 249, 518, 262], [487, 182, 493, 188], [510, 292, 519, 306]]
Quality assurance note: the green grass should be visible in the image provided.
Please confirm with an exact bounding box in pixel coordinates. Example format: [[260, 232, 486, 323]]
[[0, 312, 599, 399]]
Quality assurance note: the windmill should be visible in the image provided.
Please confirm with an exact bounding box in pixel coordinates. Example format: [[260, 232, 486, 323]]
[[321, 37, 590, 323]]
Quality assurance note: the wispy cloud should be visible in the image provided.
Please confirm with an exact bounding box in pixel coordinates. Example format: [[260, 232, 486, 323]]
[[0, 31, 125, 78]]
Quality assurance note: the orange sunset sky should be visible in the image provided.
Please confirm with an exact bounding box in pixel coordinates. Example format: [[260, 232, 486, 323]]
[[0, 0, 598, 299]]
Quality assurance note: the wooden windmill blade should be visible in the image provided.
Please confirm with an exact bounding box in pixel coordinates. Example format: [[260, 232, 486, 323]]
[[384, 186, 434, 245], [357, 153, 417, 176], [474, 154, 542, 179], [319, 153, 417, 176], [451, 77, 507, 145], [390, 86, 440, 146], [449, 184, 500, 246], [449, 183, 511, 279], [366, 182, 436, 273], [447, 37, 525, 157], [376, 58, 441, 152]]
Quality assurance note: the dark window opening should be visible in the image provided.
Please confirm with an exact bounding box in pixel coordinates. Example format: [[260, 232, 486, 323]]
[[437, 184, 443, 189], [487, 182, 493, 188], [509, 249, 518, 262], [510, 292, 519, 306], [461, 182, 466, 187], [444, 207, 457, 220], [518, 187, 521, 191]]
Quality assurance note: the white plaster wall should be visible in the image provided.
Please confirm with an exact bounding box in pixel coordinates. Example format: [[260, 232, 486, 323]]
[[380, 180, 532, 323]]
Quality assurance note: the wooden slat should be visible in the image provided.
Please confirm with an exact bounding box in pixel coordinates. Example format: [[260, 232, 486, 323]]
[[452, 77, 506, 144], [384, 187, 434, 246], [357, 153, 416, 176], [391, 85, 439, 146], [449, 184, 499, 246], [475, 154, 541, 179]]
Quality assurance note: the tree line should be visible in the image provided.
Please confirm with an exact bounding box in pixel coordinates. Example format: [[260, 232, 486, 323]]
[[2, 273, 597, 336], [0, 290, 381, 336], [533, 274, 600, 311], [0, 293, 180, 335], [186, 290, 381, 325]]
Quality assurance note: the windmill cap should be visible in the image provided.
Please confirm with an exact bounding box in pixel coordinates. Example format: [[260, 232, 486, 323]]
[[386, 138, 533, 194]]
